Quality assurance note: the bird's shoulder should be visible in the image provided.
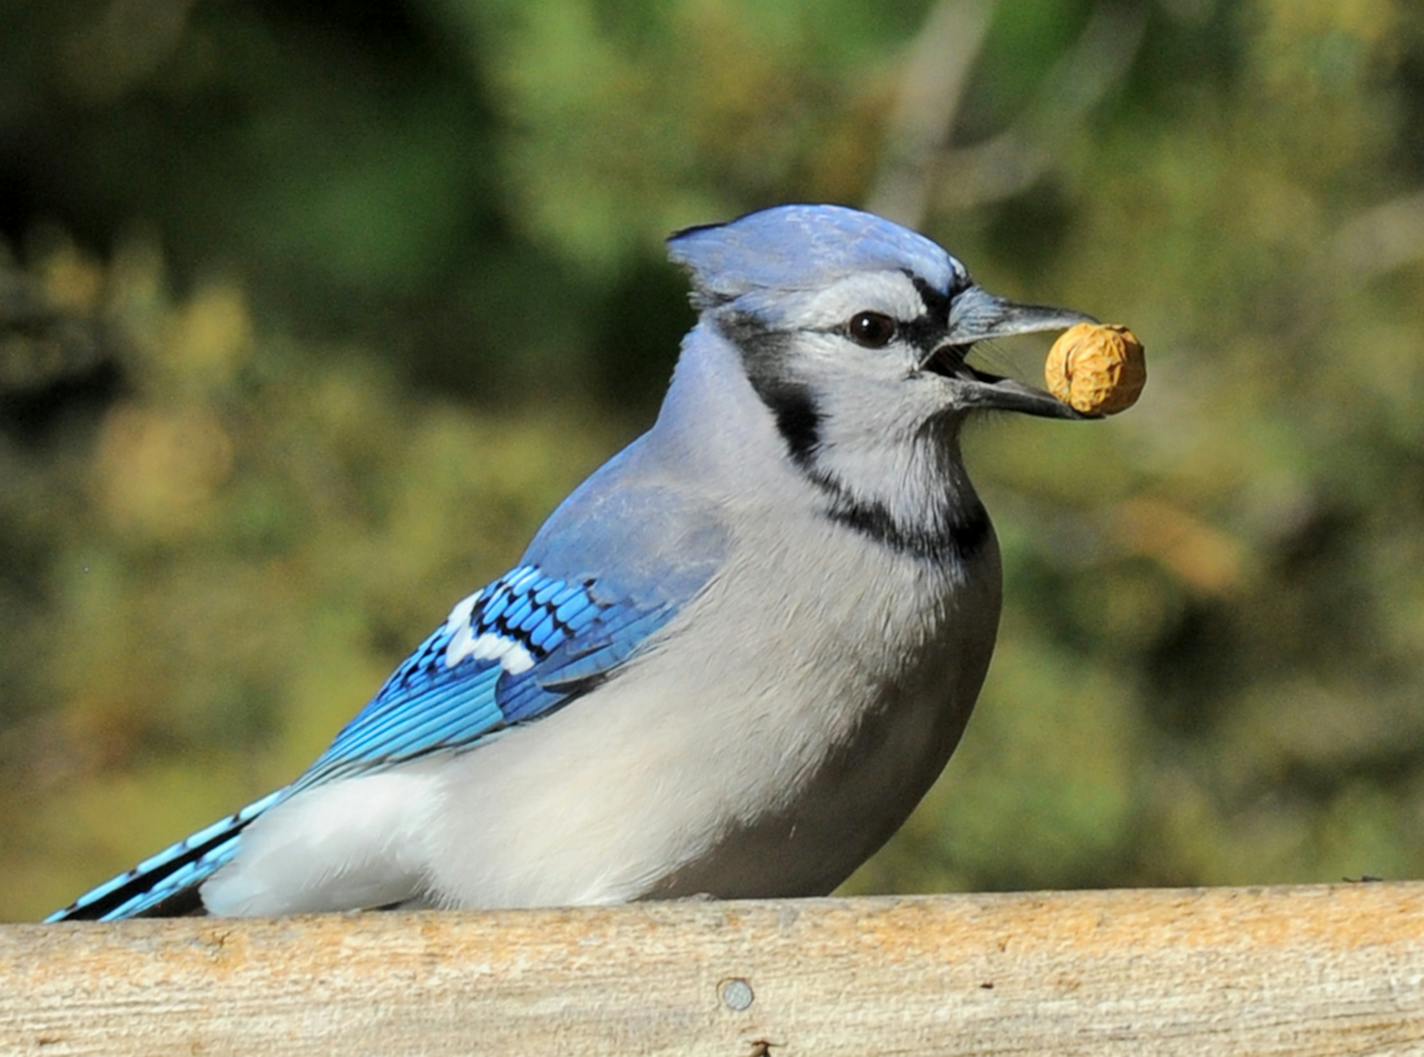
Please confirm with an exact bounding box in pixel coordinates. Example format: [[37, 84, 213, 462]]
[[523, 431, 731, 605]]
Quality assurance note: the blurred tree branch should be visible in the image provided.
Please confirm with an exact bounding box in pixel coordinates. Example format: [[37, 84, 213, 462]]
[[864, 0, 995, 227], [869, 1, 1147, 228], [935, 3, 1147, 210], [1332, 190, 1424, 281]]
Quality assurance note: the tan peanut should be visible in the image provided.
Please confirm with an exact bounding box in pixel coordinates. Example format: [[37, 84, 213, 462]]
[[1045, 323, 1146, 415]]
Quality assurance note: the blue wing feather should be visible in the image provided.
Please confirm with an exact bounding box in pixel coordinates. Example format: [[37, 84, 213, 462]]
[[44, 789, 283, 922], [296, 563, 676, 787], [46, 561, 683, 921]]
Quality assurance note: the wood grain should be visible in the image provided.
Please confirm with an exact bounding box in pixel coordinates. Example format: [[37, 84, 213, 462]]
[[2, 883, 1421, 1056]]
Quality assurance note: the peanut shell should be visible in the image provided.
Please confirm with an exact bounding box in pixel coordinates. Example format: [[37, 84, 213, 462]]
[[1045, 323, 1146, 415]]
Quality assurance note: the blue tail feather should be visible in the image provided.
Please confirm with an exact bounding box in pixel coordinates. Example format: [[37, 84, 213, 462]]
[[45, 789, 286, 922]]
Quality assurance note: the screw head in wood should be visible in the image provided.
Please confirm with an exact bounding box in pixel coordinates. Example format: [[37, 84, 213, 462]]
[[720, 977, 755, 1011]]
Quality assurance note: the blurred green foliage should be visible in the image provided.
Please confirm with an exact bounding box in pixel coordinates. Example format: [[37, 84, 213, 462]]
[[2, 0, 1423, 921]]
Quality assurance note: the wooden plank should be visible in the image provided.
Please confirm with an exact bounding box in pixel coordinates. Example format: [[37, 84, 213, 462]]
[[1, 883, 1421, 1056]]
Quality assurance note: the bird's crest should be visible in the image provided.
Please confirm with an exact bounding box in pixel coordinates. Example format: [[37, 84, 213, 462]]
[[666, 204, 965, 310]]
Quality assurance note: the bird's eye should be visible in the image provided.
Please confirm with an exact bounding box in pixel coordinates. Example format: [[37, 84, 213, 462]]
[[846, 311, 897, 348]]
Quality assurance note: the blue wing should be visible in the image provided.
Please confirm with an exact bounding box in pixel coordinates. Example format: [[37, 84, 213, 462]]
[[46, 562, 681, 922], [294, 563, 678, 790]]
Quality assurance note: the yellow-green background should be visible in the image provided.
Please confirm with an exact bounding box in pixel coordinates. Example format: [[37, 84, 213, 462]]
[[3, 0, 1422, 921]]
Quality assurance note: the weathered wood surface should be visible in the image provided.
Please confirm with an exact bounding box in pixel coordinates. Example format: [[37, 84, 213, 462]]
[[2, 883, 1421, 1056]]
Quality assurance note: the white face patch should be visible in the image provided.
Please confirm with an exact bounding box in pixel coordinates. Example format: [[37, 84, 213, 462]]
[[791, 271, 930, 331]]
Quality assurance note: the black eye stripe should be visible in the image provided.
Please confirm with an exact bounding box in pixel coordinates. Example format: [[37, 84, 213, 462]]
[[898, 313, 947, 351], [909, 273, 962, 319]]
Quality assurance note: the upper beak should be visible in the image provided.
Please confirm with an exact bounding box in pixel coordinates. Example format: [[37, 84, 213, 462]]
[[931, 285, 1099, 419]]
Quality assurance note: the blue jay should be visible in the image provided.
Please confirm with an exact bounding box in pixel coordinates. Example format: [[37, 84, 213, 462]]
[[48, 204, 1096, 921]]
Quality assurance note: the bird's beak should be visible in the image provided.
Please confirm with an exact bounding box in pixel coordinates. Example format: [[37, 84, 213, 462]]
[[927, 285, 1099, 419]]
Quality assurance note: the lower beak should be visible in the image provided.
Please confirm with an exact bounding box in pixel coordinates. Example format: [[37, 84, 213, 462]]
[[933, 285, 1099, 419]]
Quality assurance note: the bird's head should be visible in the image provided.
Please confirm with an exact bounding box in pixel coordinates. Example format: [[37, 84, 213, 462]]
[[665, 205, 1100, 558], [668, 205, 1094, 460]]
